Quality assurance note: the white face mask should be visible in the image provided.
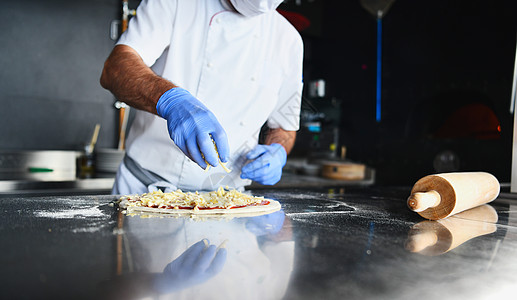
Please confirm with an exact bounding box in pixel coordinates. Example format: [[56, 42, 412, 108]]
[[228, 0, 283, 17]]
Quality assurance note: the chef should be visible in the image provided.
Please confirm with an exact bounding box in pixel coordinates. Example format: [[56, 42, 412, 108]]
[[100, 0, 303, 194]]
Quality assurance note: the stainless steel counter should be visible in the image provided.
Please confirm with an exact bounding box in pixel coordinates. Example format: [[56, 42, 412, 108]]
[[1, 187, 516, 299]]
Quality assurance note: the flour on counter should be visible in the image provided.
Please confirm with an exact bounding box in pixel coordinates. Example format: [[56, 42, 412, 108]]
[[34, 205, 106, 219], [71, 225, 104, 233], [287, 211, 353, 217], [285, 193, 326, 200]]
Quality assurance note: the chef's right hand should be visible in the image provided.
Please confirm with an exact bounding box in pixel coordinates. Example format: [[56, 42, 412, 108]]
[[246, 210, 286, 236], [156, 87, 230, 169]]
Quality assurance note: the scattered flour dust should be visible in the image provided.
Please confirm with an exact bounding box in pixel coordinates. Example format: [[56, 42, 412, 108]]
[[34, 204, 110, 233], [71, 226, 104, 233], [285, 199, 406, 226], [34, 205, 106, 219]]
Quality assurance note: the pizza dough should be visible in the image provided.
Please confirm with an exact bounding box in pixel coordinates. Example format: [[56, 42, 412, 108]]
[[118, 187, 281, 217]]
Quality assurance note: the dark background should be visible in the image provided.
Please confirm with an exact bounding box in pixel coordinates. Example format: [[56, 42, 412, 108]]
[[0, 0, 516, 185], [282, 0, 517, 185]]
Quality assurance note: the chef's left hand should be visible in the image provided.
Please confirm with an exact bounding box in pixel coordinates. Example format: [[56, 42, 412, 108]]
[[153, 239, 227, 294], [240, 143, 287, 185]]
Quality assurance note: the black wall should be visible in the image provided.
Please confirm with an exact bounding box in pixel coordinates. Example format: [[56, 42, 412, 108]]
[[0, 0, 120, 151], [288, 0, 517, 185]]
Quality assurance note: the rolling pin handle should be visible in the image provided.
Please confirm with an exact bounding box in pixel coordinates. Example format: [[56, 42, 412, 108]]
[[407, 190, 441, 212]]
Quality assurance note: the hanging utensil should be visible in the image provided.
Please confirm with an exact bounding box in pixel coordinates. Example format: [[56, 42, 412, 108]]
[[88, 123, 101, 154], [360, 0, 396, 122]]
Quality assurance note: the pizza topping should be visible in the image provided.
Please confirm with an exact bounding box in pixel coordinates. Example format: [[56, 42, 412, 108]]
[[119, 186, 267, 210], [202, 136, 231, 173]]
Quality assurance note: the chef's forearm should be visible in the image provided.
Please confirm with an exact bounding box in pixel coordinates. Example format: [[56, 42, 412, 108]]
[[100, 44, 176, 114], [265, 128, 296, 154]]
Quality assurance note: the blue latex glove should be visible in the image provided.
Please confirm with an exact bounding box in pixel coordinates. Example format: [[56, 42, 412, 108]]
[[153, 239, 227, 294], [245, 210, 286, 236], [156, 87, 230, 169], [240, 143, 287, 185]]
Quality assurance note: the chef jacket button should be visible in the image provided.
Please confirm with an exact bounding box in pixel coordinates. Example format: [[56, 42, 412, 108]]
[[240, 121, 245, 126], [207, 62, 213, 68], [251, 76, 256, 81], [254, 34, 259, 39], [216, 18, 221, 24]]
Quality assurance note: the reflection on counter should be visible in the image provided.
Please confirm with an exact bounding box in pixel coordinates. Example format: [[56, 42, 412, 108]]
[[101, 210, 294, 299], [405, 204, 498, 256]]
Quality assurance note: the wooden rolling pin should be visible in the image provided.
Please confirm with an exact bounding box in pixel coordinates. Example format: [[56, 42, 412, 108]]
[[407, 172, 500, 220], [405, 204, 498, 255]]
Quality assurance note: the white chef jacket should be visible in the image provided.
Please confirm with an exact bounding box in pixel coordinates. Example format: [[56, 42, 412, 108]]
[[114, 0, 303, 193]]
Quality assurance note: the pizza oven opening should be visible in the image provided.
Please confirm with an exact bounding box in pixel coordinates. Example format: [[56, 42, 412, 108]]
[[430, 101, 501, 140], [408, 90, 501, 140], [405, 89, 503, 174]]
